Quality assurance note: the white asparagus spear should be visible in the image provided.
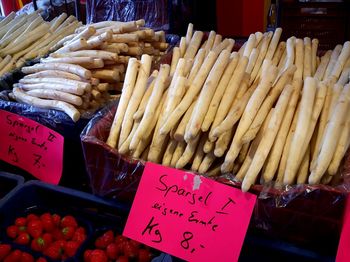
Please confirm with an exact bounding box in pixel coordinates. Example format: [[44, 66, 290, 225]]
[[201, 52, 239, 132], [296, 146, 310, 184], [236, 110, 273, 181], [176, 134, 201, 169], [309, 83, 350, 184], [204, 31, 216, 56], [12, 87, 80, 122], [324, 45, 342, 79], [25, 89, 83, 106], [22, 63, 91, 79], [187, 49, 206, 85], [184, 31, 204, 60], [163, 139, 178, 166], [328, 115, 350, 175], [185, 50, 231, 141], [119, 55, 152, 147], [272, 41, 286, 66], [130, 64, 170, 150], [191, 133, 208, 171], [179, 37, 186, 58], [265, 28, 282, 60], [311, 39, 319, 76], [331, 41, 350, 79], [283, 77, 317, 185], [222, 64, 278, 172], [242, 84, 294, 191], [303, 37, 312, 80], [170, 141, 186, 167], [160, 50, 220, 135], [241, 65, 296, 144], [185, 23, 194, 47], [314, 50, 332, 81], [106, 58, 139, 148], [208, 56, 249, 141], [170, 47, 181, 76]]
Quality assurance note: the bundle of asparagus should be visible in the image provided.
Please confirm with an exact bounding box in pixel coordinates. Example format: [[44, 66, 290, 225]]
[[106, 24, 350, 192], [0, 12, 81, 77], [46, 19, 168, 92], [9, 19, 169, 122]]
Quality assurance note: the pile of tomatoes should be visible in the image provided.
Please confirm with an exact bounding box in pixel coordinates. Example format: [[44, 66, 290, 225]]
[[0, 244, 47, 262], [6, 213, 87, 261], [84, 230, 153, 262]]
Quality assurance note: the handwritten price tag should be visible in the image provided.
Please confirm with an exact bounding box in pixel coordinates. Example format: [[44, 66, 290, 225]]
[[336, 195, 350, 262], [0, 110, 64, 184], [123, 162, 257, 261]]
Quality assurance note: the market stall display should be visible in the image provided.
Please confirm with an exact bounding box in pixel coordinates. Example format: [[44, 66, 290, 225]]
[[0, 12, 82, 77], [104, 24, 350, 191]]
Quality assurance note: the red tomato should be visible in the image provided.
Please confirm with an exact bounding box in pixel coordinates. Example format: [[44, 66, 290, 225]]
[[31, 236, 50, 252], [138, 249, 151, 262], [42, 233, 53, 246], [106, 243, 119, 259], [90, 250, 108, 262], [123, 242, 138, 259], [62, 226, 75, 240], [40, 214, 55, 232], [72, 230, 86, 244], [51, 214, 61, 227], [15, 232, 30, 245], [64, 241, 80, 257], [52, 229, 64, 240], [129, 239, 141, 249], [0, 244, 11, 260], [116, 255, 129, 262], [20, 252, 34, 262], [43, 245, 61, 260], [75, 227, 86, 235], [101, 230, 114, 245], [60, 216, 78, 229], [115, 235, 125, 245], [94, 237, 107, 249], [26, 214, 40, 222], [6, 225, 19, 239], [14, 217, 27, 227], [4, 249, 22, 262], [27, 220, 43, 238], [83, 250, 93, 262]]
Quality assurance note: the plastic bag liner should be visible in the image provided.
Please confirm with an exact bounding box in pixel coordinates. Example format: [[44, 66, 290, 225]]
[[81, 100, 350, 253], [86, 0, 169, 31], [0, 92, 92, 191]]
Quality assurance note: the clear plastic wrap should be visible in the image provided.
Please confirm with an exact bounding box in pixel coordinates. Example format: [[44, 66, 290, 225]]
[[81, 100, 350, 251], [86, 0, 169, 30]]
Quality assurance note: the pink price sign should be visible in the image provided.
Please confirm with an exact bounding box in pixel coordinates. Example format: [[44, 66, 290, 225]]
[[336, 195, 350, 262], [0, 110, 64, 184], [123, 162, 257, 262]]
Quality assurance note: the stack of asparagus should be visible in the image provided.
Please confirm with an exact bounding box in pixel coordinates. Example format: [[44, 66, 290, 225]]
[[10, 20, 169, 122], [0, 12, 81, 77], [106, 24, 350, 191], [47, 20, 168, 92]]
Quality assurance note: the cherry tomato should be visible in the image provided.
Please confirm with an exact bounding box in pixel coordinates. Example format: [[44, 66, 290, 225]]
[[90, 249, 108, 262], [6, 225, 19, 239], [14, 217, 27, 227], [51, 214, 61, 227], [20, 252, 34, 262], [15, 232, 31, 245], [138, 249, 152, 262], [106, 243, 120, 259], [60, 216, 78, 229], [123, 242, 138, 259], [83, 250, 93, 262], [40, 214, 55, 232], [4, 249, 22, 262], [36, 258, 48, 262], [43, 244, 61, 260], [0, 244, 11, 260], [26, 214, 39, 222], [27, 220, 43, 238], [62, 226, 75, 240], [64, 241, 80, 258]]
